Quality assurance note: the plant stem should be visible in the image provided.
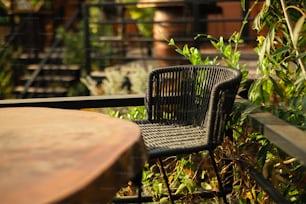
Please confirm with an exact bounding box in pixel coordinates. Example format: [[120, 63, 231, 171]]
[[280, 0, 306, 77], [234, 0, 258, 53]]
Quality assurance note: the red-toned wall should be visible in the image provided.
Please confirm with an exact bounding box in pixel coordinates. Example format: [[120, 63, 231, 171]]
[[206, 1, 264, 41]]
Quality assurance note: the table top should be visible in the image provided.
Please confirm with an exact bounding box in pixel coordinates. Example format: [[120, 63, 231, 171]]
[[0, 107, 146, 204]]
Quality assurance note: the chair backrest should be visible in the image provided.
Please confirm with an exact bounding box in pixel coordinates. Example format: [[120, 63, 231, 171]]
[[145, 65, 242, 145]]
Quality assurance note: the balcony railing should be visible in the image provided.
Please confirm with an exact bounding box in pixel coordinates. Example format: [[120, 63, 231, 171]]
[[2, 0, 257, 99], [83, 1, 256, 74]]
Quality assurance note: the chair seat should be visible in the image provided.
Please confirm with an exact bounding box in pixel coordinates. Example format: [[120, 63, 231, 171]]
[[136, 120, 209, 159]]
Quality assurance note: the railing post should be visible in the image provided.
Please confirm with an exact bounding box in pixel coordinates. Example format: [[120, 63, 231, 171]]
[[83, 3, 91, 75]]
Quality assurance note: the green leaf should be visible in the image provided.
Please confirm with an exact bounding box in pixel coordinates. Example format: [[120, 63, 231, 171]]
[[168, 38, 175, 46], [175, 48, 184, 56], [194, 33, 206, 40], [273, 47, 290, 57], [210, 40, 218, 50], [201, 182, 212, 190], [185, 179, 196, 193], [292, 16, 305, 48], [241, 0, 246, 11], [182, 44, 190, 57], [224, 45, 232, 57], [159, 197, 169, 204], [175, 183, 186, 194], [302, 96, 306, 112], [189, 47, 203, 65], [269, 76, 284, 99]]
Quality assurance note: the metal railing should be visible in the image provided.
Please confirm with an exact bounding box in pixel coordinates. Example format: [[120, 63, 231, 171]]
[[0, 13, 26, 58], [3, 0, 256, 98], [0, 27, 22, 58], [18, 8, 81, 99], [83, 1, 255, 74], [1, 1, 82, 99]]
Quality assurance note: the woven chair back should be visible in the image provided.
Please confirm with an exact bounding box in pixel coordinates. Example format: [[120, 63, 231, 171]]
[[146, 65, 242, 144]]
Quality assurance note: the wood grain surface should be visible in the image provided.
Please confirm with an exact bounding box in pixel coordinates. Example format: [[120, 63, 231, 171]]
[[0, 107, 146, 204]]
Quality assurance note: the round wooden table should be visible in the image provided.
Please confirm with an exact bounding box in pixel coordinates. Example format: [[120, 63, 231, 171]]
[[0, 107, 146, 204]]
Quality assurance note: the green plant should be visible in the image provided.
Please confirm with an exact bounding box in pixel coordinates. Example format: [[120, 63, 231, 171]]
[[111, 1, 260, 202], [56, 5, 115, 70], [0, 46, 20, 99], [108, 106, 146, 121], [167, 0, 306, 202], [0, 1, 9, 24], [141, 155, 202, 203], [103, 0, 306, 202], [56, 22, 85, 65], [124, 0, 155, 38], [29, 0, 42, 7], [247, 0, 306, 202], [168, 19, 254, 95], [250, 0, 306, 127]]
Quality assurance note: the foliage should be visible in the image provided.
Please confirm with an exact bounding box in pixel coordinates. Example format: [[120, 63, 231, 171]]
[[56, 22, 85, 65], [0, 0, 8, 16], [66, 80, 89, 97], [108, 106, 146, 121], [103, 65, 152, 95], [226, 100, 306, 203], [0, 0, 6, 10], [141, 155, 201, 202], [0, 46, 20, 99], [80, 62, 151, 96], [123, 0, 155, 38], [249, 0, 306, 129], [29, 0, 43, 7], [246, 0, 306, 202], [56, 21, 91, 96], [165, 0, 306, 202], [113, 107, 221, 203], [56, 5, 115, 70], [168, 22, 254, 96], [98, 0, 306, 202]]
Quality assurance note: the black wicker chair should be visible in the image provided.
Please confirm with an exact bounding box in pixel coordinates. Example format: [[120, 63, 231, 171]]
[[136, 65, 242, 203]]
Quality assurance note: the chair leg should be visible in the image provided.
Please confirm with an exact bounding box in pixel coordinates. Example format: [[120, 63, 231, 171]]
[[209, 150, 228, 204], [158, 158, 175, 204], [137, 182, 142, 204], [134, 171, 143, 204]]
